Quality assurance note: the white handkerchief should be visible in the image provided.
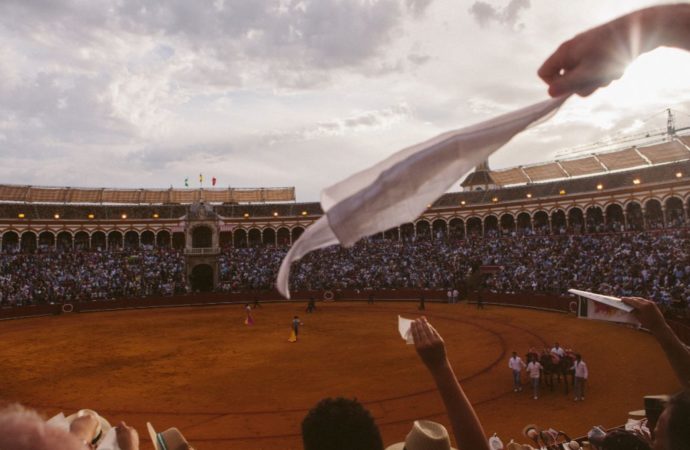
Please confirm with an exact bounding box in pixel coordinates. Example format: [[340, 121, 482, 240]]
[[96, 427, 120, 450], [398, 315, 414, 344], [276, 96, 568, 298]]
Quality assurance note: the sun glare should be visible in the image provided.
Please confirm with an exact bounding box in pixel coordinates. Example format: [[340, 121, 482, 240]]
[[598, 48, 690, 107]]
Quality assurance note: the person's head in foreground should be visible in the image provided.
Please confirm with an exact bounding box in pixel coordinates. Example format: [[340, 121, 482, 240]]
[[302, 397, 383, 450], [653, 390, 690, 450], [0, 404, 85, 450]]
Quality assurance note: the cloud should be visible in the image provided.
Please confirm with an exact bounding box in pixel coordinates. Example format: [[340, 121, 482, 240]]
[[468, 0, 530, 29]]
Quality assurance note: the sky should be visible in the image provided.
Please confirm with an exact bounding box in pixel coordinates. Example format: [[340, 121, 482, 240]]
[[3, 0, 690, 201]]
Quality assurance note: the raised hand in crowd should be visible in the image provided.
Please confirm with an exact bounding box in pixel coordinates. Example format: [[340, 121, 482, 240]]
[[411, 317, 490, 450], [539, 4, 690, 97], [622, 297, 690, 388]]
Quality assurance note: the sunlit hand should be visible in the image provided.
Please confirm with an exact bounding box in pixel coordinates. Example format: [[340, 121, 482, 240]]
[[621, 297, 667, 332]]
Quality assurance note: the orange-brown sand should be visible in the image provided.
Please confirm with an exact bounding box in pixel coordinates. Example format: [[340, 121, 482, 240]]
[[0, 302, 681, 449]]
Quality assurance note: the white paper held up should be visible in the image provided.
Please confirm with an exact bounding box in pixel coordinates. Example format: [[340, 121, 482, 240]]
[[96, 428, 121, 450], [276, 96, 569, 298], [398, 315, 414, 344], [568, 289, 634, 312], [568, 288, 639, 325]]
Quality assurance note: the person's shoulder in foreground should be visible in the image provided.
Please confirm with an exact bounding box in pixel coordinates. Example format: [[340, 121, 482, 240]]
[[302, 397, 383, 450]]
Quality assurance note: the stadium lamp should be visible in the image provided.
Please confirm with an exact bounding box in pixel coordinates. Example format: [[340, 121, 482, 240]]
[[153, 213, 159, 218], [460, 200, 466, 205], [559, 189, 566, 195], [273, 212, 279, 217], [676, 172, 683, 178], [301, 211, 308, 216], [633, 178, 641, 185], [243, 213, 250, 218], [88, 213, 95, 219], [492, 197, 498, 202], [596, 183, 603, 190], [53, 213, 60, 219], [121, 213, 128, 219], [17, 213, 25, 219], [526, 193, 532, 198]]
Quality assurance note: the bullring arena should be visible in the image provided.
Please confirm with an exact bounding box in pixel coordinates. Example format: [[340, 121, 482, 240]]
[[2, 132, 690, 448], [0, 298, 683, 449]]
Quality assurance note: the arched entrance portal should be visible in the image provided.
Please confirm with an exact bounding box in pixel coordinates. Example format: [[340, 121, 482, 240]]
[[190, 264, 214, 292]]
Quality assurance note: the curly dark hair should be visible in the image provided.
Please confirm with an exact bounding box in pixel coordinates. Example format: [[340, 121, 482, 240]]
[[301, 397, 383, 450]]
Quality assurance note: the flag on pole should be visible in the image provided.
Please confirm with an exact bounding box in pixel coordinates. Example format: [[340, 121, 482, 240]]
[[199, 173, 203, 185], [212, 177, 217, 187], [184, 177, 189, 187]]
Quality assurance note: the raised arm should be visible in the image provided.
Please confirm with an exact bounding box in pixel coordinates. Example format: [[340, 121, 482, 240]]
[[539, 4, 690, 97], [622, 297, 690, 388], [411, 317, 490, 450]]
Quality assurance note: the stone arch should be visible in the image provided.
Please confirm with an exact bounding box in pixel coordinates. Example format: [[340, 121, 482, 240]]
[[140, 230, 155, 247], [568, 207, 584, 234], [156, 230, 171, 248], [626, 202, 644, 231], [248, 228, 262, 247], [551, 209, 566, 234], [291, 226, 304, 243], [466, 217, 482, 238], [21, 231, 37, 253], [277, 227, 291, 246], [664, 196, 685, 228], [190, 264, 214, 292], [416, 220, 431, 240], [499, 213, 515, 236], [57, 231, 73, 251], [263, 228, 276, 246], [533, 210, 549, 234], [234, 229, 248, 248], [108, 230, 124, 251], [517, 212, 531, 235], [74, 231, 90, 250], [2, 231, 19, 252], [449, 218, 465, 239], [484, 215, 499, 237], [432, 219, 447, 239], [191, 225, 213, 248], [605, 204, 624, 231], [91, 231, 106, 250], [644, 198, 663, 229], [124, 230, 139, 250], [585, 206, 604, 233], [38, 231, 55, 249]]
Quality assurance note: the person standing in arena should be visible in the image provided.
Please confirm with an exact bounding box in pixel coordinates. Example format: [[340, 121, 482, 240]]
[[526, 355, 543, 399], [508, 351, 526, 392], [418, 295, 426, 311], [306, 297, 316, 313], [572, 354, 588, 401], [288, 315, 302, 342]]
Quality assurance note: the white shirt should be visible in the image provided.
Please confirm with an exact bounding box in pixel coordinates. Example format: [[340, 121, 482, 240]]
[[509, 356, 525, 371], [526, 362, 542, 378], [573, 360, 588, 379], [551, 346, 565, 357]]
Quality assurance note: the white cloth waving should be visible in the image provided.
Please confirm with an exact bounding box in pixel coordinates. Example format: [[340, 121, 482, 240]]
[[276, 96, 568, 298]]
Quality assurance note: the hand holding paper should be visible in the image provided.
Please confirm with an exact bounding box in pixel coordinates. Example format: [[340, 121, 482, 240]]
[[568, 288, 639, 325], [398, 315, 414, 344]]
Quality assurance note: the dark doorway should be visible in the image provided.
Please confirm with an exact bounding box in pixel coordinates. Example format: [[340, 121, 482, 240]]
[[191, 264, 214, 292]]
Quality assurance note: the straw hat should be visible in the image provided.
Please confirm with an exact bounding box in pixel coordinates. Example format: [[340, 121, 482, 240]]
[[65, 409, 112, 446], [147, 422, 193, 450], [385, 420, 457, 450]]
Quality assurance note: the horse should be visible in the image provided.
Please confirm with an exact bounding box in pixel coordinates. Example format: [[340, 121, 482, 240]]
[[538, 349, 575, 395]]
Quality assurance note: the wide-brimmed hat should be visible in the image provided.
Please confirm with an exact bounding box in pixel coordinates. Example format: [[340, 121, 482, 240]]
[[65, 409, 112, 446], [147, 422, 193, 450], [385, 420, 458, 450]]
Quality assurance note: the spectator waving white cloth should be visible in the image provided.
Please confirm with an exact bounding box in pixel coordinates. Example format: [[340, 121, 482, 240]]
[[276, 96, 569, 298]]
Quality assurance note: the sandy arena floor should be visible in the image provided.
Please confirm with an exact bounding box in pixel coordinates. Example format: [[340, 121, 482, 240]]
[[0, 301, 682, 449]]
